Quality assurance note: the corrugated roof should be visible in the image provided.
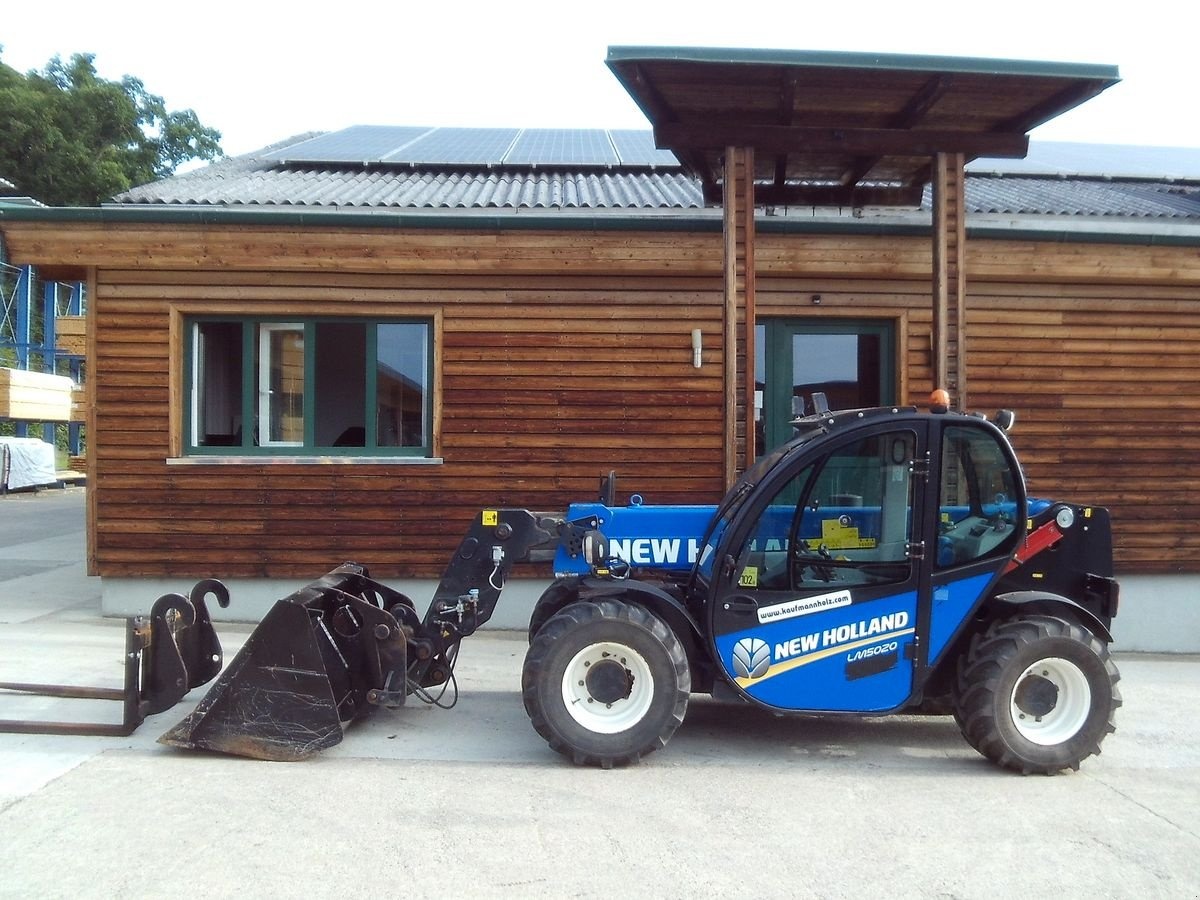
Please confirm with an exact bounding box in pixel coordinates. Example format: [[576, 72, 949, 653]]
[[115, 133, 702, 209], [961, 177, 1200, 218], [110, 131, 1200, 220], [117, 159, 702, 210]]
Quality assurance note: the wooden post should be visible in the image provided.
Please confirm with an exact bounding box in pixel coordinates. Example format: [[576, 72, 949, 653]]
[[932, 152, 967, 409], [84, 267, 98, 576], [742, 150, 757, 476], [723, 146, 756, 487]]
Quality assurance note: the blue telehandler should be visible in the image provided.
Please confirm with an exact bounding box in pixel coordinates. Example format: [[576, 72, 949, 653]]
[[162, 394, 1120, 774]]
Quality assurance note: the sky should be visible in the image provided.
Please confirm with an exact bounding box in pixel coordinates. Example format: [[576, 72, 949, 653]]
[[2, 0, 1197, 159]]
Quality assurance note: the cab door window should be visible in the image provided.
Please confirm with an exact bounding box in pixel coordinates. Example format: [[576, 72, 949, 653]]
[[736, 430, 917, 591], [937, 425, 1021, 568]]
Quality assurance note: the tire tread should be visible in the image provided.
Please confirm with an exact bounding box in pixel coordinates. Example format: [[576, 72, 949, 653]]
[[522, 599, 690, 768], [953, 614, 1121, 775]]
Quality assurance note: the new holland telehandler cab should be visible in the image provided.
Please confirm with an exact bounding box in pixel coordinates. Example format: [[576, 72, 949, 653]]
[[160, 395, 1120, 774]]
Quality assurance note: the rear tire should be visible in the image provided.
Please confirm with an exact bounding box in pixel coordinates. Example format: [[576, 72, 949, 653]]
[[954, 615, 1120, 774], [522, 600, 690, 768]]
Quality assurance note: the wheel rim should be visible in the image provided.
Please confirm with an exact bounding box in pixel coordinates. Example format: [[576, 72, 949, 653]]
[[1009, 656, 1092, 745], [560, 641, 654, 734]]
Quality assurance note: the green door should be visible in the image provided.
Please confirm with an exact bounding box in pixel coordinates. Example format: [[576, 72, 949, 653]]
[[756, 319, 896, 455]]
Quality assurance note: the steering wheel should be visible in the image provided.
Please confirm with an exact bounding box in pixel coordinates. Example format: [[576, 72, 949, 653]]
[[789, 539, 836, 583]]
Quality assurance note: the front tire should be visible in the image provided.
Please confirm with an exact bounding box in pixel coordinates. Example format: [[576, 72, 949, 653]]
[[954, 615, 1121, 774], [522, 600, 690, 768]]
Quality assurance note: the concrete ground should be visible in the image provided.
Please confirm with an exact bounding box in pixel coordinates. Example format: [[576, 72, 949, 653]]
[[1, 488, 1198, 899]]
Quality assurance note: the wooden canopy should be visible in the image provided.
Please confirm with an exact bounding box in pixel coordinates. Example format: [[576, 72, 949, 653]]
[[607, 46, 1119, 479], [606, 46, 1119, 207]]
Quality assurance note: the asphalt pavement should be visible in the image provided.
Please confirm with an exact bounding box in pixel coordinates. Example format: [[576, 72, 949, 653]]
[[1, 488, 1198, 899]]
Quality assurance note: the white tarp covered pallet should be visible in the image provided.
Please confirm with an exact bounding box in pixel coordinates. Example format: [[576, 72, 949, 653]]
[[0, 437, 57, 491]]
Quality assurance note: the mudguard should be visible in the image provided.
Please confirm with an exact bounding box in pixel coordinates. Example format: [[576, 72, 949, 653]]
[[993, 590, 1114, 643]]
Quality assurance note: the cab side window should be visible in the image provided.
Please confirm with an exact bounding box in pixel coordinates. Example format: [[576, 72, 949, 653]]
[[937, 425, 1021, 568], [736, 431, 917, 591]]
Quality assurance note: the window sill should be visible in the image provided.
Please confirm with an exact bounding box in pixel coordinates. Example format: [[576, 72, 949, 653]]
[[167, 455, 444, 466]]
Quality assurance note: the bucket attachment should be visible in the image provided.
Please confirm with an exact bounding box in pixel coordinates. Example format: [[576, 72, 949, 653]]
[[159, 564, 414, 761], [160, 511, 561, 761], [0, 580, 229, 736]]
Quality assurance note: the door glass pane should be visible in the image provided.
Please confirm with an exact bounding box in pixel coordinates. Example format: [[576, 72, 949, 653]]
[[259, 324, 305, 446], [807, 431, 914, 568], [737, 461, 816, 592], [791, 332, 881, 414], [758, 320, 894, 456], [376, 324, 428, 448], [736, 431, 916, 591], [754, 323, 766, 457]]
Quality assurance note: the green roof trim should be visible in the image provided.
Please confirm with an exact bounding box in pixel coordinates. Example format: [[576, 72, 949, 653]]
[[605, 45, 1120, 83], [0, 204, 725, 233], [2, 203, 1197, 248]]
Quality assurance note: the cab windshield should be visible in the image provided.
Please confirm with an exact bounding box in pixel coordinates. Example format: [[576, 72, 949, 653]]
[[691, 422, 826, 587]]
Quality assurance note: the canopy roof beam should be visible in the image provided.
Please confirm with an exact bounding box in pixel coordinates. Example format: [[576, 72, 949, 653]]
[[654, 123, 1030, 162]]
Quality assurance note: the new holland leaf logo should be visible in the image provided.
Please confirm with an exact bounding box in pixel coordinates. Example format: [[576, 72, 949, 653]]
[[732, 638, 771, 679]]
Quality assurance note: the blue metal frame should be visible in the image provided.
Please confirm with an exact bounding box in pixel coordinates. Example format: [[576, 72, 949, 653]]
[[0, 264, 87, 452], [7, 265, 33, 437]]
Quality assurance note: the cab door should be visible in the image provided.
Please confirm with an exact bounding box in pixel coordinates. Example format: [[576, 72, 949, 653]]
[[926, 421, 1027, 668], [709, 422, 930, 713]]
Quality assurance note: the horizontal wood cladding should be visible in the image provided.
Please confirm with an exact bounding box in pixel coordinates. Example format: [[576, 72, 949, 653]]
[[965, 279, 1200, 574], [13, 222, 1200, 578], [89, 260, 727, 578], [14, 222, 1196, 284], [757, 233, 934, 279], [2, 223, 725, 276], [968, 239, 1200, 286], [758, 233, 1200, 286]]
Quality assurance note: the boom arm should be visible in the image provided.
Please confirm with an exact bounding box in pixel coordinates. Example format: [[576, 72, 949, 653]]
[[403, 509, 562, 696], [423, 509, 561, 637]]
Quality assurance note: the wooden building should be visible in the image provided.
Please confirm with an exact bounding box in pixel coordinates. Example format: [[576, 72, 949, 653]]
[[1, 48, 1197, 649]]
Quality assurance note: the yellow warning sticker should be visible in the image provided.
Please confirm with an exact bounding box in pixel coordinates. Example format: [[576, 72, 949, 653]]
[[482, 510, 499, 526], [739, 566, 759, 588], [820, 519, 876, 550]]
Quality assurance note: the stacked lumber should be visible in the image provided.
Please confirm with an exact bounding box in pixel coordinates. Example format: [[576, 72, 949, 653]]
[[0, 367, 75, 421], [56, 315, 87, 356]]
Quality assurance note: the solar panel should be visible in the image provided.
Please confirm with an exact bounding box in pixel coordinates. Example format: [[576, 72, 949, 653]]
[[263, 126, 434, 163], [610, 130, 679, 167], [970, 141, 1200, 180], [505, 129, 620, 166], [262, 126, 686, 169], [384, 128, 521, 165]]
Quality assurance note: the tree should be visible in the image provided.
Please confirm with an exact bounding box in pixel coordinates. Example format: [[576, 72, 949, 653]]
[[0, 49, 222, 206]]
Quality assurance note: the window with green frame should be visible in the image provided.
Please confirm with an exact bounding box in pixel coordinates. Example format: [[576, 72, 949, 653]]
[[187, 318, 432, 455]]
